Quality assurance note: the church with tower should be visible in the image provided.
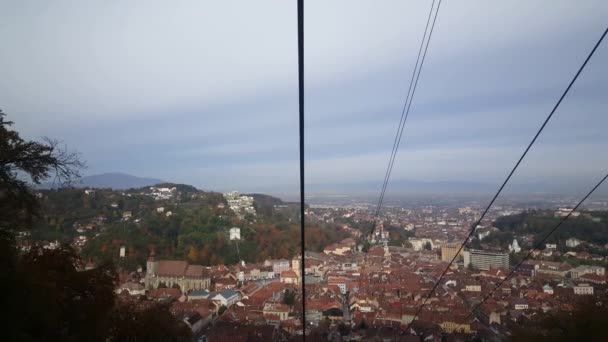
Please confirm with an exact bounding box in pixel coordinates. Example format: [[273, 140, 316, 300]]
[[144, 250, 211, 292]]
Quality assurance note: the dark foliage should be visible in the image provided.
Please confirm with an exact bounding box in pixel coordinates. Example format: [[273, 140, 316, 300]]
[[109, 301, 192, 341], [0, 112, 191, 341], [0, 110, 84, 230], [283, 289, 296, 306], [510, 293, 608, 341], [494, 210, 608, 247]]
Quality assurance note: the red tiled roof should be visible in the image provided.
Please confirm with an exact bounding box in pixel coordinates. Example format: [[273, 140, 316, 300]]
[[185, 264, 205, 277], [580, 273, 606, 283], [156, 260, 188, 277], [216, 277, 237, 285], [281, 270, 298, 278]]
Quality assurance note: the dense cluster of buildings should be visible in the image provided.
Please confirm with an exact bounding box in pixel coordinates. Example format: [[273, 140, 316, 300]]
[[298, 201, 608, 339], [223, 191, 256, 219], [149, 186, 177, 200], [27, 188, 608, 340], [114, 251, 305, 339]]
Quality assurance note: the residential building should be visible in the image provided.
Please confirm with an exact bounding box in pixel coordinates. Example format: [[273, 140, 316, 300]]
[[323, 243, 351, 255], [188, 289, 210, 301], [441, 242, 461, 262], [409, 238, 434, 251], [573, 283, 594, 295], [517, 262, 537, 277], [579, 273, 607, 285], [536, 261, 571, 279], [280, 270, 300, 285], [464, 283, 482, 292], [263, 302, 290, 321], [546, 243, 557, 250], [272, 259, 290, 274], [116, 282, 145, 296], [512, 298, 529, 310], [440, 321, 471, 334], [566, 238, 582, 248], [467, 249, 509, 270], [211, 289, 241, 307], [569, 265, 605, 279], [328, 276, 349, 294]]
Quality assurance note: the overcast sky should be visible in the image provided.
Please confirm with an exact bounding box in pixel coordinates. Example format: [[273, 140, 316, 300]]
[[1, 1, 607, 196]]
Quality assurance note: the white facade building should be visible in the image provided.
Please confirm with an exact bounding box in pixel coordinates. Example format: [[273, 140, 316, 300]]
[[574, 284, 594, 295], [509, 239, 521, 253], [566, 238, 582, 248]]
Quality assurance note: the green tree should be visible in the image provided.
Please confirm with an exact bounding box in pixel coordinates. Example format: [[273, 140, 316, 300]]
[[283, 289, 296, 306], [218, 305, 228, 316], [361, 240, 371, 253], [424, 241, 432, 251]]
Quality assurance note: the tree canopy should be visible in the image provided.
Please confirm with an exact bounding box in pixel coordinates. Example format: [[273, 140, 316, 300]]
[[0, 111, 190, 341]]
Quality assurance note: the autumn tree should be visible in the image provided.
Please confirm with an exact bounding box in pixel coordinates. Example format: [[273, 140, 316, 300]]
[[187, 245, 200, 263]]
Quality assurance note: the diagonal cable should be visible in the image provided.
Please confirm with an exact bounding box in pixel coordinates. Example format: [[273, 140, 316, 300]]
[[405, 25, 608, 332], [462, 172, 608, 325], [369, 0, 443, 239]]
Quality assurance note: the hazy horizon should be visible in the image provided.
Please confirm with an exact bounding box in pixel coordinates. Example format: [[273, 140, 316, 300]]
[[2, 1, 607, 198]]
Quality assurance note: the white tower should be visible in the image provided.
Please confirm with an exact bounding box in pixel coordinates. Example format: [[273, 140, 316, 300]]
[[229, 227, 241, 241], [292, 256, 301, 276], [509, 239, 521, 253], [229, 227, 243, 264]]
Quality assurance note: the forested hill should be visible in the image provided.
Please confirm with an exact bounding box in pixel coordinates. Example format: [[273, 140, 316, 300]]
[[492, 210, 608, 249], [25, 184, 348, 271]]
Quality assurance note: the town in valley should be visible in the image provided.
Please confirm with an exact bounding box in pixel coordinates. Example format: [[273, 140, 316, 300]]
[[19, 183, 608, 341]]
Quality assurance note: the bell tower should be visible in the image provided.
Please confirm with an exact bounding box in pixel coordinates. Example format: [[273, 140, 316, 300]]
[[145, 249, 158, 289]]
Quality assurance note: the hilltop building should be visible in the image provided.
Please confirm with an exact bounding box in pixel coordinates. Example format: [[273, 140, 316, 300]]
[[223, 191, 256, 219]]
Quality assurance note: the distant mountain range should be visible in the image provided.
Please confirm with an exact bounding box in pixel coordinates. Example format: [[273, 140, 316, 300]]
[[74, 172, 164, 189], [304, 178, 608, 197], [306, 179, 495, 194], [37, 172, 607, 197]]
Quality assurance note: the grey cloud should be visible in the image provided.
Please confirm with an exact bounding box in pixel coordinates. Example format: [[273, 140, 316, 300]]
[[0, 0, 606, 195]]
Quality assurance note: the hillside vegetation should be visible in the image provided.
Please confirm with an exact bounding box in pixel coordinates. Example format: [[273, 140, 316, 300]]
[[493, 210, 608, 246], [27, 185, 347, 270]]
